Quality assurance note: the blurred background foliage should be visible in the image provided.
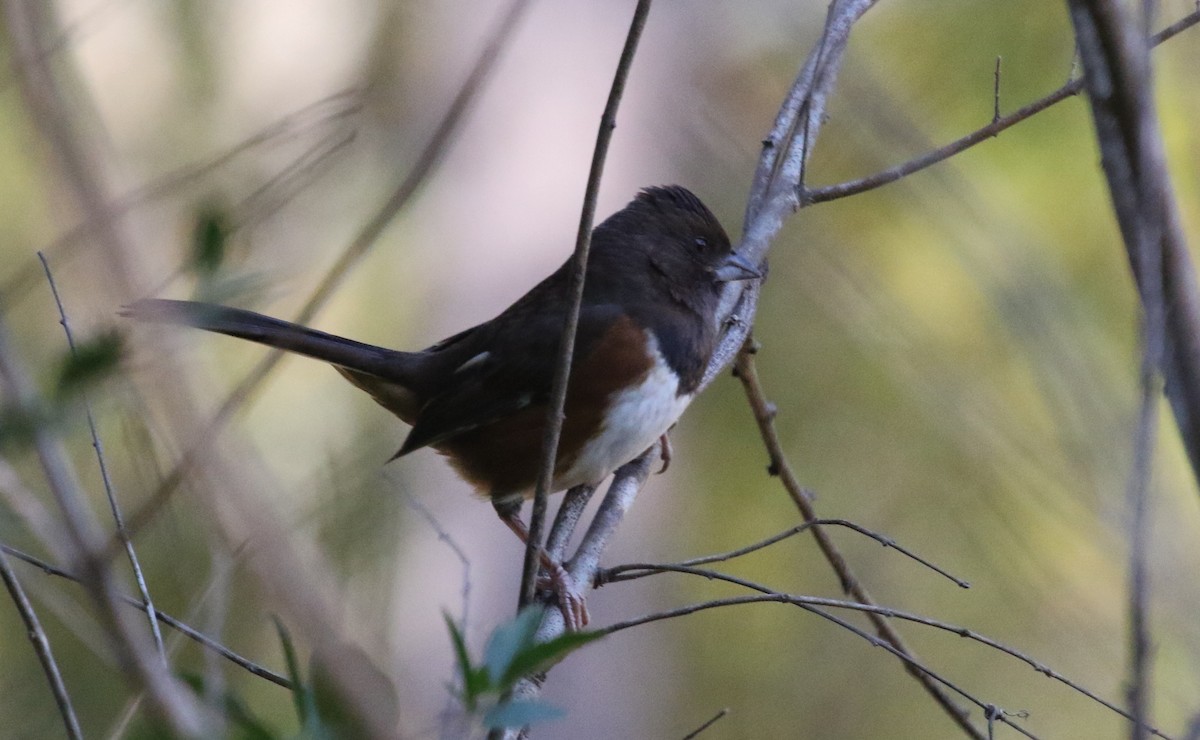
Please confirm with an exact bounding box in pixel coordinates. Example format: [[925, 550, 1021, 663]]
[[0, 0, 1198, 737]]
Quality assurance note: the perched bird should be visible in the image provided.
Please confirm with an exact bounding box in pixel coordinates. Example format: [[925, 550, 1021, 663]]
[[125, 185, 760, 626]]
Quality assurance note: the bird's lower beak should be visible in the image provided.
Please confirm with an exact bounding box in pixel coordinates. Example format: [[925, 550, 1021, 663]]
[[713, 251, 763, 282]]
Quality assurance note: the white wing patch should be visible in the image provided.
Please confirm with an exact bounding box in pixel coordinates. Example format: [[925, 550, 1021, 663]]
[[454, 351, 491, 374], [556, 334, 692, 490]]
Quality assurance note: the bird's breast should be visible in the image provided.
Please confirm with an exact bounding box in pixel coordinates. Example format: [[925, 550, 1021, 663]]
[[554, 330, 692, 491]]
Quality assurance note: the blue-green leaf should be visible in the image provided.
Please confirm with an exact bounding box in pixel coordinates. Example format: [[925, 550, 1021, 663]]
[[482, 606, 544, 686], [482, 699, 565, 730]]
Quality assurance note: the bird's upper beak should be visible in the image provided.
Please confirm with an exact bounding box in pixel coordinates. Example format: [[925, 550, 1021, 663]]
[[712, 250, 763, 282]]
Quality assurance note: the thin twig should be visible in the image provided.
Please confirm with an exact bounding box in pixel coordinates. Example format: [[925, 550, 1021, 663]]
[[600, 562, 1170, 738], [601, 518, 969, 589], [992, 56, 1002, 124], [0, 546, 82, 739], [118, 0, 534, 548], [0, 90, 361, 308], [735, 339, 982, 738], [680, 708, 729, 740], [0, 315, 204, 734], [802, 8, 1200, 205], [603, 594, 1036, 738], [38, 252, 167, 662], [397, 485, 473, 634], [0, 543, 292, 690]]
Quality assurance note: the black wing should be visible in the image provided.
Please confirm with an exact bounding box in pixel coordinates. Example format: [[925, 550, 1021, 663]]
[[395, 303, 623, 456]]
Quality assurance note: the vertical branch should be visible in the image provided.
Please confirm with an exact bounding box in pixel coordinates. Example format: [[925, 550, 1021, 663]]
[[1065, 2, 1190, 736], [0, 547, 82, 740], [1066, 0, 1200, 486], [519, 0, 654, 609], [703, 0, 879, 389]]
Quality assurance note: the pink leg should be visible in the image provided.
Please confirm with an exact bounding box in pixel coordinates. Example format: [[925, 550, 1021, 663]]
[[499, 512, 589, 630]]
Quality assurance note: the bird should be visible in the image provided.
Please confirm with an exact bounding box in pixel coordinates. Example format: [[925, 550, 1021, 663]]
[[124, 185, 761, 627]]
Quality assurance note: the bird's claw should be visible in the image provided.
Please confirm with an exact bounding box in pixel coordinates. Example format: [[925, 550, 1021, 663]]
[[657, 432, 673, 474], [538, 560, 589, 630]]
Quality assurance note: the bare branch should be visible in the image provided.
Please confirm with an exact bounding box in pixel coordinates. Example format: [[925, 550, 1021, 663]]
[[604, 592, 1038, 738], [681, 708, 729, 740], [545, 484, 596, 562], [0, 546, 82, 739], [992, 55, 1003, 124], [604, 565, 1167, 739], [803, 8, 1199, 205], [735, 340, 982, 737], [38, 252, 167, 662], [397, 485, 473, 633], [0, 543, 293, 690], [1065, 2, 1198, 736], [601, 517, 969, 589], [0, 313, 206, 733]]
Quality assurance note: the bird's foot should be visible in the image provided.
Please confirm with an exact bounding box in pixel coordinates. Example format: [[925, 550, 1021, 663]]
[[538, 560, 589, 631]]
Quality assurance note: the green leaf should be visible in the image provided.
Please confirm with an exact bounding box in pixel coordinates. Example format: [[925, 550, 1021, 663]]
[[54, 332, 122, 396], [482, 606, 544, 686], [0, 404, 51, 448], [191, 202, 232, 276], [272, 616, 316, 727], [444, 612, 489, 708], [482, 699, 565, 730], [499, 629, 603, 688]]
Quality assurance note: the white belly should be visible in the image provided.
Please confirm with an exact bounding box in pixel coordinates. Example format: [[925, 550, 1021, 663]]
[[556, 339, 693, 490]]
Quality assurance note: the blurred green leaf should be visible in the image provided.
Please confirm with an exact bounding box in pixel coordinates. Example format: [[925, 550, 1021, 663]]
[[482, 699, 565, 730], [482, 605, 543, 686], [498, 628, 603, 688], [54, 331, 122, 397], [273, 616, 317, 728], [0, 404, 50, 448], [445, 612, 489, 708], [310, 641, 399, 739], [190, 201, 232, 276]]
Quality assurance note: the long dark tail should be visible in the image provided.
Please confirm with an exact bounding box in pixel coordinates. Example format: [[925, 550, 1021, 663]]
[[122, 299, 419, 383]]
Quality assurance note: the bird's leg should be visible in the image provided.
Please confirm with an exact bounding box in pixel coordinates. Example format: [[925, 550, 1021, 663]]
[[657, 427, 675, 474], [493, 498, 589, 630]]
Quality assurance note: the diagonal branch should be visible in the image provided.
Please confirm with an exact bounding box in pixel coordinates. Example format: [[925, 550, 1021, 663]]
[[735, 341, 983, 737], [0, 542, 292, 690], [0, 546, 82, 739], [803, 9, 1199, 205]]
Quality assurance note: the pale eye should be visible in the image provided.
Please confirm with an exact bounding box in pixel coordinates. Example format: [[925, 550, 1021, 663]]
[[694, 237, 708, 251]]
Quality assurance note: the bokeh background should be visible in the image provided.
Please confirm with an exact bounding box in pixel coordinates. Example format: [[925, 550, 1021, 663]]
[[1, 0, 1199, 737]]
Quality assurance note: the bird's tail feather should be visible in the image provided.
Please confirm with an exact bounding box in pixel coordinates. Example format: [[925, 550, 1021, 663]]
[[122, 299, 418, 383]]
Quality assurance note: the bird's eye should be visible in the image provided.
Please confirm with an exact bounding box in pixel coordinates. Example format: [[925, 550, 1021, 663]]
[[694, 237, 708, 251]]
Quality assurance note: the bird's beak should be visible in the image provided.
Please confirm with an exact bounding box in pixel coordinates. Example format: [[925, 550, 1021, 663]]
[[712, 251, 763, 282]]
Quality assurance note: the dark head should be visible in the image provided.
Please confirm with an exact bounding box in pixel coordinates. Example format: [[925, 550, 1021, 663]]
[[589, 186, 761, 313]]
